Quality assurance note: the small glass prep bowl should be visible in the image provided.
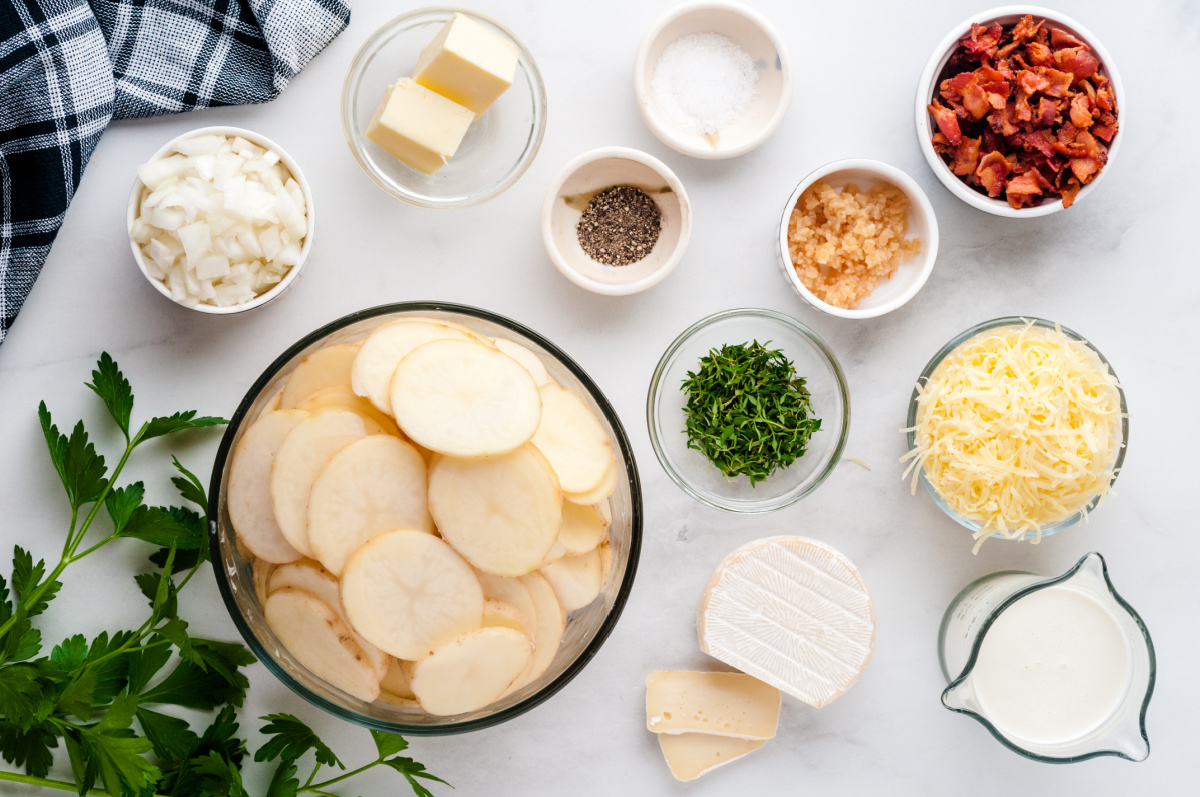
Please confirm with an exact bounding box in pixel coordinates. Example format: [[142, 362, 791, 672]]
[[905, 317, 1129, 540], [341, 7, 547, 208], [207, 302, 642, 735], [647, 308, 850, 513]]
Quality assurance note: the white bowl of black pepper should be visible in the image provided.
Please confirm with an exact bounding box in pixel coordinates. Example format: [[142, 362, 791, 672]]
[[541, 146, 692, 296]]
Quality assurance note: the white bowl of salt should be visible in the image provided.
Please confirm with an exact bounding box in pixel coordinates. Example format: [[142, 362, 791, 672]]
[[634, 1, 793, 159]]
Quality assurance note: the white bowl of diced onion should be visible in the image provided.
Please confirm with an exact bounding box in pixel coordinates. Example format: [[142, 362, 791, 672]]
[[127, 126, 314, 314]]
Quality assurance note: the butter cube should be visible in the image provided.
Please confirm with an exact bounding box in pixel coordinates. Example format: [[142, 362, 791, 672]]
[[366, 78, 474, 175], [412, 13, 520, 117]]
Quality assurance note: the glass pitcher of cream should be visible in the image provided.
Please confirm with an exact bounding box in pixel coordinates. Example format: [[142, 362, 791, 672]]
[[938, 552, 1155, 762]]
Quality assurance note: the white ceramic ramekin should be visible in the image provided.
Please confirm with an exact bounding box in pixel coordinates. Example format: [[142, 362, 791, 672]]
[[541, 147, 691, 296], [914, 5, 1124, 217], [778, 159, 939, 319], [127, 126, 315, 314]]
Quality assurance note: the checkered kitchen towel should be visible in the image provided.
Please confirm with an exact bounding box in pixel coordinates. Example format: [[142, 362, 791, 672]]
[[0, 0, 350, 343]]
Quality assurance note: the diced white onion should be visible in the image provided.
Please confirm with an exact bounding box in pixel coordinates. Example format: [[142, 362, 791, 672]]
[[133, 134, 306, 308]]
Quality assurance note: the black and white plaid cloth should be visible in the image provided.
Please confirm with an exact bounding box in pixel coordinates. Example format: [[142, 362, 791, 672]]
[[0, 0, 350, 343]]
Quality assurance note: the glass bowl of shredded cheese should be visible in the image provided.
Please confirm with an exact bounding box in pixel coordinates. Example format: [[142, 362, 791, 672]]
[[903, 317, 1127, 551]]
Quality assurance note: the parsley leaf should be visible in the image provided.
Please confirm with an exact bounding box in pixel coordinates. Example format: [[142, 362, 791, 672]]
[[12, 547, 60, 621], [140, 412, 228, 444], [85, 631, 136, 704], [371, 728, 409, 758], [381, 755, 453, 797], [184, 639, 255, 688], [1, 611, 42, 665], [0, 719, 58, 778], [49, 634, 89, 672], [255, 714, 343, 768], [86, 352, 134, 441], [140, 658, 247, 710], [136, 707, 199, 763], [126, 642, 173, 695], [171, 457, 208, 510], [82, 692, 161, 797], [54, 670, 98, 720], [264, 759, 299, 797], [105, 482, 146, 535], [38, 405, 108, 510], [118, 505, 205, 550]]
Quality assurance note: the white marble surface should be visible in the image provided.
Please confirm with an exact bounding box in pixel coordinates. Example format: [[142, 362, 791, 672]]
[[2, 0, 1196, 794]]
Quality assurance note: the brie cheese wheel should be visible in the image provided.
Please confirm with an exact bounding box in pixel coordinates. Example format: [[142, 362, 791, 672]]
[[697, 536, 875, 708]]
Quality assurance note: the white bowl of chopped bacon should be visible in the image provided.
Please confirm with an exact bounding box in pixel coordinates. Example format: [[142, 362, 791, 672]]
[[915, 6, 1123, 216]]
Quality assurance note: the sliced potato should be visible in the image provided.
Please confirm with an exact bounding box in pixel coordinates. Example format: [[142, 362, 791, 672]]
[[258, 386, 284, 416], [352, 319, 479, 414], [428, 445, 562, 576], [264, 587, 381, 702], [517, 572, 565, 688], [482, 599, 533, 638], [492, 338, 550, 386], [539, 537, 567, 568], [380, 659, 417, 700], [599, 538, 613, 587], [295, 385, 401, 437], [268, 560, 390, 679], [253, 560, 277, 608], [341, 530, 483, 660], [391, 339, 541, 458], [530, 384, 612, 494], [229, 410, 308, 563], [539, 547, 603, 613], [564, 455, 618, 505], [378, 691, 420, 708], [280, 343, 361, 408], [270, 409, 367, 558], [308, 435, 432, 575], [473, 570, 538, 634], [558, 501, 608, 556], [407, 627, 533, 715]]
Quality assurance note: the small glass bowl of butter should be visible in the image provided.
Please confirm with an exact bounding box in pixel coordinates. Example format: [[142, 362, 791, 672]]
[[342, 8, 547, 209]]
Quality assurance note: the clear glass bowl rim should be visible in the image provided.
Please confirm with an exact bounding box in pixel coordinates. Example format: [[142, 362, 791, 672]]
[[905, 316, 1130, 539], [339, 6, 548, 209], [646, 307, 851, 513], [206, 301, 643, 735], [938, 551, 1155, 763]]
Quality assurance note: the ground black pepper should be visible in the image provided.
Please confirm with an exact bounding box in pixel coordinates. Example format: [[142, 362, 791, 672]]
[[576, 186, 662, 266]]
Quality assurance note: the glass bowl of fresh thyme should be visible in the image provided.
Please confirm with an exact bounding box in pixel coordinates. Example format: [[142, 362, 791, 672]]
[[647, 308, 849, 513]]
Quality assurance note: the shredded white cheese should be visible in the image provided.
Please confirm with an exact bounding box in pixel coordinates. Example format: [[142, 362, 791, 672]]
[[901, 321, 1123, 551]]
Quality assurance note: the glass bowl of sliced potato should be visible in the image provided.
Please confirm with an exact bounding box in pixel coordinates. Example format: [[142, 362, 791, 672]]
[[207, 302, 641, 733]]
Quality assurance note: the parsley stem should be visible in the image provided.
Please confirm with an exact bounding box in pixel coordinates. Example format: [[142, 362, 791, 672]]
[[303, 762, 322, 788], [306, 760, 379, 792], [0, 769, 169, 797], [69, 532, 119, 563]]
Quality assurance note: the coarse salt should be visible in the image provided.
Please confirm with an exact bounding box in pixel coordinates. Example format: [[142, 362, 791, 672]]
[[651, 33, 758, 136]]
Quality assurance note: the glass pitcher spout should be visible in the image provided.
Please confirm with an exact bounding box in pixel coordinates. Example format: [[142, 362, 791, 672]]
[[938, 552, 1155, 764]]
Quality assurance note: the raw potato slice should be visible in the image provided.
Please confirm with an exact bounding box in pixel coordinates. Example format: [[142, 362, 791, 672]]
[[658, 733, 767, 782], [341, 530, 483, 660], [378, 691, 420, 708], [516, 572, 564, 687], [253, 560, 277, 608], [563, 455, 618, 505], [381, 659, 417, 700], [268, 560, 390, 679], [407, 627, 533, 715], [296, 385, 401, 437], [264, 587, 381, 702], [280, 343, 361, 408], [352, 319, 479, 414], [473, 570, 538, 633], [492, 338, 550, 386], [531, 384, 612, 493], [558, 501, 608, 556], [391, 339, 542, 458], [482, 599, 533, 637], [229, 410, 308, 563], [308, 435, 432, 575], [599, 539, 613, 586], [270, 409, 367, 558], [538, 537, 567, 568], [539, 547, 603, 613], [259, 386, 284, 416], [428, 445, 562, 576]]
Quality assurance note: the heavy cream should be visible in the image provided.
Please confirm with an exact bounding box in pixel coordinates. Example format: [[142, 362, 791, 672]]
[[971, 585, 1131, 745]]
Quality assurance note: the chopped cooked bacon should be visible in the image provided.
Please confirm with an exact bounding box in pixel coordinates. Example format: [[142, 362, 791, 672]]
[[1050, 28, 1086, 48], [952, 137, 982, 176], [1055, 47, 1100, 80], [975, 151, 1013, 197], [928, 100, 962, 145], [928, 15, 1116, 209]]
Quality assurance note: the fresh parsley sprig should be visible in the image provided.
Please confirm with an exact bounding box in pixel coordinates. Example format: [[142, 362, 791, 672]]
[[0, 354, 448, 797], [681, 341, 822, 485]]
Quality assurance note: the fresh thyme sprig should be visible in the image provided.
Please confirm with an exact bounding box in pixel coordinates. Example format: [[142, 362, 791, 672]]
[[0, 353, 448, 797], [681, 341, 822, 485]]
